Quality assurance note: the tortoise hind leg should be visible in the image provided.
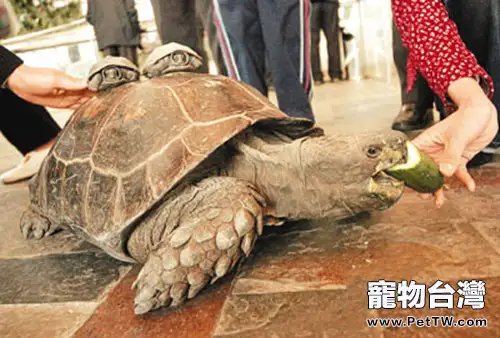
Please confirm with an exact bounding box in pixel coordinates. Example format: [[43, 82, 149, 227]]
[[20, 208, 61, 240], [132, 177, 266, 315]]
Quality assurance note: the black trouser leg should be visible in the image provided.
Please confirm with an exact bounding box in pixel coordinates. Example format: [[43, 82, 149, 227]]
[[392, 20, 434, 112], [257, 0, 314, 120], [151, 0, 209, 73], [214, 0, 313, 120], [117, 46, 138, 66], [213, 0, 268, 95], [102, 46, 119, 57], [446, 0, 500, 146], [322, 2, 342, 80], [195, 0, 227, 75], [310, 2, 323, 82], [0, 90, 60, 155]]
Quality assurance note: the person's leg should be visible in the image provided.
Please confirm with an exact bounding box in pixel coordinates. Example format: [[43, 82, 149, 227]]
[[310, 2, 323, 83], [0, 90, 60, 183], [150, 0, 195, 47], [391, 19, 434, 131], [102, 46, 119, 57], [151, 0, 209, 73], [209, 20, 228, 75], [489, 0, 500, 149], [322, 1, 342, 81], [489, 1, 500, 119], [194, 10, 210, 73], [257, 0, 314, 120], [0, 90, 60, 155], [447, 0, 500, 150], [196, 0, 227, 74], [118, 46, 138, 66], [213, 0, 268, 95]]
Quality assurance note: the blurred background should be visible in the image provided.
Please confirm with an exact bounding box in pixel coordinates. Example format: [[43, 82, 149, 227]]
[[0, 0, 396, 84]]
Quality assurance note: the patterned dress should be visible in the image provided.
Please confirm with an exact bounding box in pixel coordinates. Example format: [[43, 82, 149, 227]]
[[392, 0, 494, 112]]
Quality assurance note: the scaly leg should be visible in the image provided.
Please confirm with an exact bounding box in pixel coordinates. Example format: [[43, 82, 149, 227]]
[[20, 207, 61, 240], [132, 177, 266, 315]]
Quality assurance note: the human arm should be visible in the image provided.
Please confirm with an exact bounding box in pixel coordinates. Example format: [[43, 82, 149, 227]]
[[0, 45, 23, 86], [1, 45, 93, 109], [391, 0, 498, 206], [391, 0, 493, 111]]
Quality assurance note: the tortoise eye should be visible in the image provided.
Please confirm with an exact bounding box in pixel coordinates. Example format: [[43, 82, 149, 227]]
[[104, 68, 121, 80], [367, 146, 382, 158], [172, 51, 188, 65]]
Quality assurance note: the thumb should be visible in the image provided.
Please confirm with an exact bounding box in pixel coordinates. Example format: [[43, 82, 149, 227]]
[[53, 71, 88, 91], [439, 136, 466, 177]]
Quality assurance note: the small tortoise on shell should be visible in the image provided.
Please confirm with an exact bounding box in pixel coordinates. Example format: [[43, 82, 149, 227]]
[[20, 43, 408, 315]]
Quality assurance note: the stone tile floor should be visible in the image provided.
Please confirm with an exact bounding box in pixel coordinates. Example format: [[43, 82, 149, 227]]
[[1, 79, 499, 337]]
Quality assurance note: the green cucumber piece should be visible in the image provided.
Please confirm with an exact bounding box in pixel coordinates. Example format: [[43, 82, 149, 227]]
[[385, 141, 444, 193]]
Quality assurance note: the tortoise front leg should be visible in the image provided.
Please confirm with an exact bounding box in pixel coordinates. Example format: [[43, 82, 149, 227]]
[[131, 177, 267, 315], [20, 207, 62, 240], [87, 56, 140, 92]]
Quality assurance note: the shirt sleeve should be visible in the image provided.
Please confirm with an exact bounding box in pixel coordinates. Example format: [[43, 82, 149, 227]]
[[0, 45, 23, 87], [391, 0, 494, 112]]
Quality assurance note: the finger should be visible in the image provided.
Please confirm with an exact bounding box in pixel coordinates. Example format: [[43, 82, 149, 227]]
[[68, 97, 91, 110], [31, 95, 87, 109], [420, 193, 432, 200], [53, 71, 88, 91], [82, 89, 97, 99], [411, 121, 443, 149], [439, 136, 466, 177], [455, 165, 476, 192], [52, 88, 66, 96], [79, 96, 92, 104], [434, 188, 445, 208], [410, 132, 427, 149], [439, 163, 456, 177]]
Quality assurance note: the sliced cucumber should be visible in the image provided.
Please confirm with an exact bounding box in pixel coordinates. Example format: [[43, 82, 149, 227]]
[[385, 141, 444, 193]]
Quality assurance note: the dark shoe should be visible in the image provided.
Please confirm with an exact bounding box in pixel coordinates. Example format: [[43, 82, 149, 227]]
[[314, 79, 324, 86], [467, 151, 493, 168], [329, 73, 343, 82], [391, 104, 434, 131], [341, 27, 354, 41], [482, 141, 500, 154]]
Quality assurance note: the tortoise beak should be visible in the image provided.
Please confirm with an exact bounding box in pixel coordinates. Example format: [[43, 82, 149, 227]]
[[373, 143, 408, 176], [369, 172, 405, 209], [368, 144, 407, 209]]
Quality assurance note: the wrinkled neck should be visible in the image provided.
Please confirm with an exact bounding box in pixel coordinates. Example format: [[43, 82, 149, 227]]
[[225, 134, 352, 221]]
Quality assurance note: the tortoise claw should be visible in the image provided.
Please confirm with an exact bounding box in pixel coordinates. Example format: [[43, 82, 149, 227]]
[[20, 208, 57, 240]]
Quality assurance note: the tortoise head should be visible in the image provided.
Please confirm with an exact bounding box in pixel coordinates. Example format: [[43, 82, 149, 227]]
[[87, 56, 140, 92], [349, 131, 408, 212], [297, 130, 408, 219], [142, 42, 204, 79]]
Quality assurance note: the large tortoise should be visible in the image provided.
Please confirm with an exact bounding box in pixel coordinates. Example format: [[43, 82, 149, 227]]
[[20, 43, 408, 315]]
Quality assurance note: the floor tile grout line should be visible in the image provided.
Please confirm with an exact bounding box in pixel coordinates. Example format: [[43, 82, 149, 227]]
[[65, 265, 135, 337], [445, 193, 500, 258], [0, 248, 120, 261], [0, 301, 100, 308], [210, 259, 249, 337]]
